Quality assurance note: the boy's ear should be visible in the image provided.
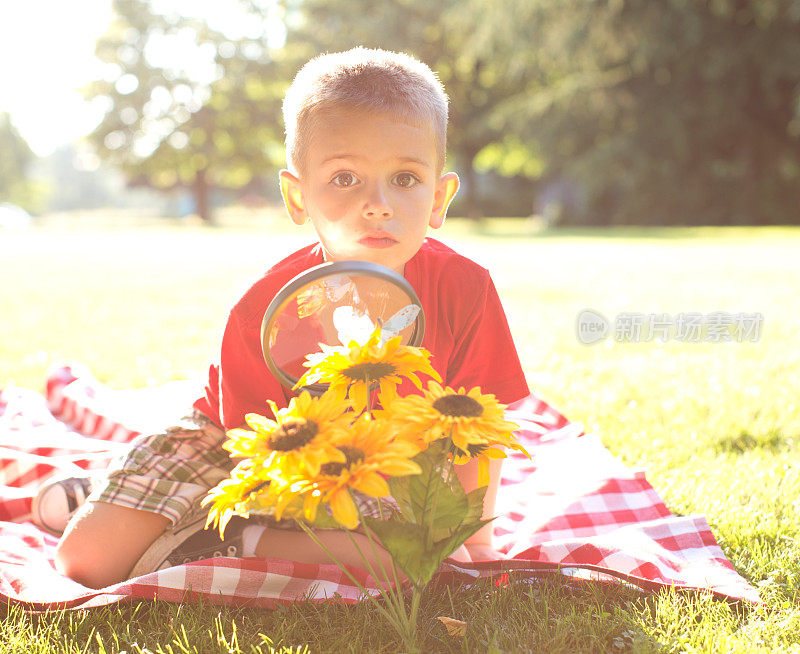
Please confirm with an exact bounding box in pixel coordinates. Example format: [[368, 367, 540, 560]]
[[429, 172, 459, 229], [279, 169, 309, 225]]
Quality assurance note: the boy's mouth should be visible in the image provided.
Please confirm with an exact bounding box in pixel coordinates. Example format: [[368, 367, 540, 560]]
[[358, 231, 398, 249]]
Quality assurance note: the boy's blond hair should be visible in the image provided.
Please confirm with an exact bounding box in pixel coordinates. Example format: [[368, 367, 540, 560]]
[[283, 47, 449, 176]]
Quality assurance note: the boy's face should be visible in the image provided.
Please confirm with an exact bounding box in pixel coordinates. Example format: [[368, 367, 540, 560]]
[[280, 109, 458, 274]]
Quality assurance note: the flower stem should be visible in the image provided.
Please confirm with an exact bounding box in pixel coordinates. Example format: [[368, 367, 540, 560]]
[[424, 437, 450, 550], [351, 524, 414, 646], [445, 441, 457, 486], [295, 522, 405, 635], [408, 587, 423, 641]]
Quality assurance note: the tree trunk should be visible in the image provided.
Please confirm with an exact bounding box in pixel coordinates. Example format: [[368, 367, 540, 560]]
[[461, 146, 482, 221], [193, 169, 213, 224]]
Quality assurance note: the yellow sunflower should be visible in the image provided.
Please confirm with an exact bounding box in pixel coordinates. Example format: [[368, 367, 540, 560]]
[[222, 390, 352, 477], [385, 381, 528, 484], [295, 327, 441, 413], [202, 460, 271, 535], [291, 416, 422, 529]]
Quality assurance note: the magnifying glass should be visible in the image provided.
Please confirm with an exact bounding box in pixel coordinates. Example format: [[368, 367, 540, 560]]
[[261, 261, 426, 394]]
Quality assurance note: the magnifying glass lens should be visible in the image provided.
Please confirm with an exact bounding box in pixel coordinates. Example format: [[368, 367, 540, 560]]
[[262, 262, 425, 393]]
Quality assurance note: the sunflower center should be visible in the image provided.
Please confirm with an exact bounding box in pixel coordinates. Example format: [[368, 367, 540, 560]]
[[342, 362, 396, 383], [320, 445, 365, 476], [433, 394, 484, 418], [268, 419, 318, 451], [339, 445, 366, 466]]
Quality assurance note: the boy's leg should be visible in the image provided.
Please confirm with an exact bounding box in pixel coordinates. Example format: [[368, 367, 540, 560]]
[[253, 527, 395, 571], [245, 523, 470, 577], [55, 501, 169, 589], [248, 494, 398, 571], [246, 494, 472, 572], [53, 409, 231, 589]]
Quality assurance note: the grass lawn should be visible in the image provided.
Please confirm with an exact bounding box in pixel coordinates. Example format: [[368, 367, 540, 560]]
[[1, 216, 799, 652]]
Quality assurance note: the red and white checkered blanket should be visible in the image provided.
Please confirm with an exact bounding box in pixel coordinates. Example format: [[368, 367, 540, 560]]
[[0, 363, 760, 609]]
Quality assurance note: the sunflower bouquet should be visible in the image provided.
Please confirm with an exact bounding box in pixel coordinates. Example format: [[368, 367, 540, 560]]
[[203, 327, 526, 648]]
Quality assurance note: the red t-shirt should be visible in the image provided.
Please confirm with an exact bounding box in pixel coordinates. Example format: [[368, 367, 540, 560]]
[[194, 238, 529, 429]]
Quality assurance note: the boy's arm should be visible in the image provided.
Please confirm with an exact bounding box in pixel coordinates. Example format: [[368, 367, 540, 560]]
[[444, 272, 526, 560], [454, 456, 504, 559]]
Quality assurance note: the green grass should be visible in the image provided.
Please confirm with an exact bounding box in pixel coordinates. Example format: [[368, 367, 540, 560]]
[[2, 217, 799, 652]]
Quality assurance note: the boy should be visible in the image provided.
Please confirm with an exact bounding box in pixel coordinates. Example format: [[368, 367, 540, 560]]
[[50, 47, 529, 589]]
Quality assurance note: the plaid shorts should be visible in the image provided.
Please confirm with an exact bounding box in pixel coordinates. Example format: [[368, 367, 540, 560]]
[[90, 410, 234, 527], [90, 410, 397, 529]]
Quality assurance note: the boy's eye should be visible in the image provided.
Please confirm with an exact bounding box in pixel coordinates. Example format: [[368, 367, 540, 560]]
[[331, 172, 358, 187], [393, 172, 419, 188]]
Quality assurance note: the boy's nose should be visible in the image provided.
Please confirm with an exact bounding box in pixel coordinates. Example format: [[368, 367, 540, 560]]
[[362, 184, 392, 219]]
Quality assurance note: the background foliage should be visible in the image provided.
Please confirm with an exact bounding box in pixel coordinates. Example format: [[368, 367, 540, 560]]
[[0, 112, 47, 212], [7, 0, 799, 225]]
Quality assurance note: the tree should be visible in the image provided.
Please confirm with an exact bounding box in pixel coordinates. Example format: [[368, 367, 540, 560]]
[[503, 0, 800, 225], [85, 0, 800, 225], [86, 0, 286, 222], [279, 0, 800, 224], [0, 113, 37, 208]]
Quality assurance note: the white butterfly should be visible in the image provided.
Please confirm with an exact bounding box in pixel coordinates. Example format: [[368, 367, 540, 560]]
[[333, 304, 420, 346], [296, 275, 357, 319], [323, 275, 354, 302], [382, 304, 421, 340]]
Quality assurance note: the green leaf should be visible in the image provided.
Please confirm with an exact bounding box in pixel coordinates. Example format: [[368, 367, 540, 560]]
[[387, 475, 415, 522], [430, 470, 468, 533], [429, 483, 488, 541], [363, 517, 493, 586], [406, 443, 444, 523], [362, 519, 439, 585], [390, 443, 469, 533], [438, 519, 493, 562], [464, 486, 488, 523]]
